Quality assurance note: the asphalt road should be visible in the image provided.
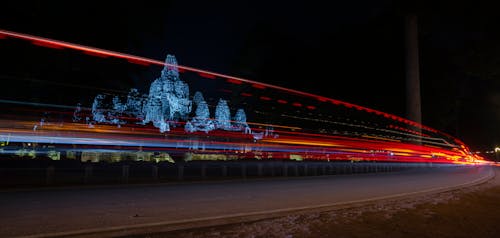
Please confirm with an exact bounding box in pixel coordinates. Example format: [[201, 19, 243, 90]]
[[0, 165, 493, 238]]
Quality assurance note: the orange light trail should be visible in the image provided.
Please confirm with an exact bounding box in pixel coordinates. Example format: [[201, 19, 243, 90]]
[[0, 29, 487, 165]]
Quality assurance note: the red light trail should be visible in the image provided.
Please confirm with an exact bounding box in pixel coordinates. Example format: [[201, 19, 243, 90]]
[[0, 29, 442, 137], [0, 28, 484, 165]]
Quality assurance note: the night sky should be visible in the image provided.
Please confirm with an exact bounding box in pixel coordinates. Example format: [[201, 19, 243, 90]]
[[1, 0, 499, 150]]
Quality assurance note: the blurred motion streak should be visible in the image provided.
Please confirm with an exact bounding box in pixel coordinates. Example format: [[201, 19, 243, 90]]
[[0, 29, 489, 166]]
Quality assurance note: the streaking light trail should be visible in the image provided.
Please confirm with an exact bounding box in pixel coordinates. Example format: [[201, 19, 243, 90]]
[[0, 29, 488, 165], [0, 29, 444, 137]]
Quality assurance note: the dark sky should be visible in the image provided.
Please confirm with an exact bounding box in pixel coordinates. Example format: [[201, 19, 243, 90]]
[[1, 0, 499, 150]]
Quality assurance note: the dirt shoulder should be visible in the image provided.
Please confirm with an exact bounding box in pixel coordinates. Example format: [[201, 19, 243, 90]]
[[129, 166, 500, 238]]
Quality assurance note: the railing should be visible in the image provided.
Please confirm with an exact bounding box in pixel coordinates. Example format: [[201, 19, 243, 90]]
[[0, 160, 450, 188]]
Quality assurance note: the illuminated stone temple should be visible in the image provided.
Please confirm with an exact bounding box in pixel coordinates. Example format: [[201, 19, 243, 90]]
[[85, 54, 250, 134]]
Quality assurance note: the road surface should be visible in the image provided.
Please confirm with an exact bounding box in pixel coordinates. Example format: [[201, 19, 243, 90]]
[[0, 165, 493, 238]]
